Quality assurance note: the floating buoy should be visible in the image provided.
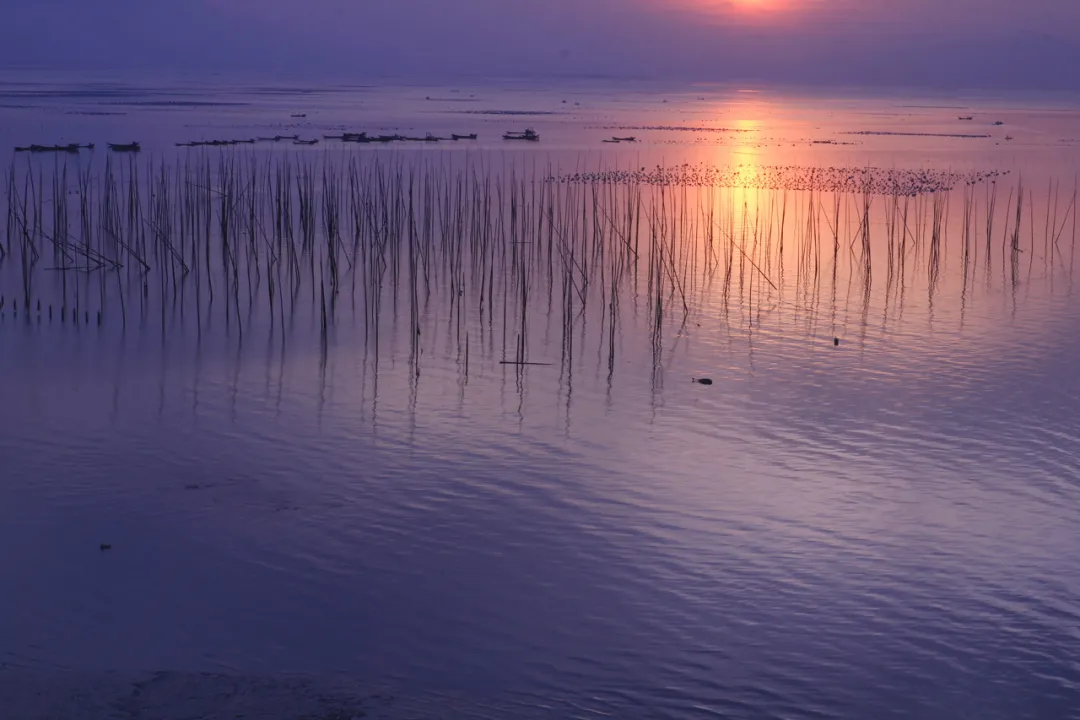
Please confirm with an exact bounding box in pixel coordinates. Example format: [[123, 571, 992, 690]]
[[834, 338, 840, 346], [694, 378, 714, 385]]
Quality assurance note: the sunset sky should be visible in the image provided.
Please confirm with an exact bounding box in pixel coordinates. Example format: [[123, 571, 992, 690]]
[[2, 0, 1079, 89]]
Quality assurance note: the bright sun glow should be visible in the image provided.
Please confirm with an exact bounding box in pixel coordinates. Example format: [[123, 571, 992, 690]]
[[729, 0, 784, 12], [690, 0, 794, 17]]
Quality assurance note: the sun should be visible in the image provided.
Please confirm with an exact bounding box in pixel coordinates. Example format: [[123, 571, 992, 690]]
[[666, 0, 807, 24], [696, 0, 791, 13], [728, 0, 783, 12]]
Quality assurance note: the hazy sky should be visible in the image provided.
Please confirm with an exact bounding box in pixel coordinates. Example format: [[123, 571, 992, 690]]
[[2, 0, 1079, 90]]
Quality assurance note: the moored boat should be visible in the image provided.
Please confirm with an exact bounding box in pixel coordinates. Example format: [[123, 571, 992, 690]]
[[108, 142, 141, 153], [503, 128, 539, 142]]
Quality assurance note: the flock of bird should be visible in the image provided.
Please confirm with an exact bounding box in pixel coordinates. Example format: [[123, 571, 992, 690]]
[[551, 163, 1011, 196]]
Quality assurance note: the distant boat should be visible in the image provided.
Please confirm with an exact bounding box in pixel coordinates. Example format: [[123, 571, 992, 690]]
[[291, 113, 307, 118], [602, 139, 620, 144], [612, 136, 636, 142], [504, 128, 539, 142], [452, 133, 478, 140], [994, 121, 1005, 126], [958, 116, 973, 121], [108, 142, 141, 153], [293, 139, 319, 145]]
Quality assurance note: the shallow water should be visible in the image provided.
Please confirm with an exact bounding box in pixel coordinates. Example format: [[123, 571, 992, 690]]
[[1, 74, 1080, 719]]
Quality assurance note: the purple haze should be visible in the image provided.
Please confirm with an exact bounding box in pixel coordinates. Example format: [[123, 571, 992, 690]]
[[1, 0, 1079, 91]]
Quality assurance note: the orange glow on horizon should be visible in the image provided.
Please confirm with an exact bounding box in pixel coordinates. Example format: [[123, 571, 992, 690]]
[[675, 0, 803, 21]]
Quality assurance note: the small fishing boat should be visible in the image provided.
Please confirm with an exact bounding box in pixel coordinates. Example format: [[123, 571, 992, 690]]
[[958, 116, 973, 121], [291, 113, 307, 118], [452, 133, 478, 140], [504, 128, 540, 142], [343, 132, 371, 143], [108, 142, 141, 153], [994, 121, 1005, 126], [602, 139, 621, 144], [274, 135, 300, 141], [612, 136, 636, 142], [293, 139, 319, 145]]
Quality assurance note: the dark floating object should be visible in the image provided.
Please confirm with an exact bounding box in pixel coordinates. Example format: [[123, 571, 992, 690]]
[[99, 543, 112, 551], [293, 139, 319, 146], [15, 143, 94, 153], [177, 139, 257, 148], [320, 132, 371, 143], [291, 113, 307, 118], [108, 142, 141, 153], [958, 116, 973, 121], [504, 128, 540, 142], [694, 378, 714, 385], [612, 136, 636, 142], [834, 338, 840, 346], [994, 121, 1005, 126], [451, 133, 478, 140]]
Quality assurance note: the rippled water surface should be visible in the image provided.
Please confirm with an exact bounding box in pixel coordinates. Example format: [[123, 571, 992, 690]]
[[1, 73, 1079, 719]]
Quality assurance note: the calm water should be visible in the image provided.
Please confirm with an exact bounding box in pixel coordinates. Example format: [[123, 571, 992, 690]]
[[1, 73, 1079, 719]]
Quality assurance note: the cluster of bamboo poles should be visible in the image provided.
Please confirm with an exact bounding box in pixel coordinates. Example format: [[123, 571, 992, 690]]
[[2, 154, 1076, 378]]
